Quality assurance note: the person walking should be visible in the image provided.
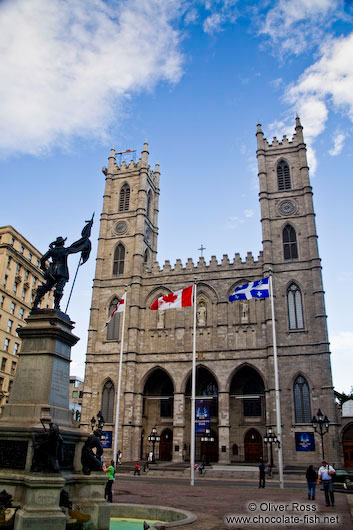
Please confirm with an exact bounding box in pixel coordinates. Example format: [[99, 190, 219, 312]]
[[134, 461, 141, 475], [103, 459, 115, 503], [258, 461, 266, 488], [306, 465, 317, 500], [317, 460, 335, 507]]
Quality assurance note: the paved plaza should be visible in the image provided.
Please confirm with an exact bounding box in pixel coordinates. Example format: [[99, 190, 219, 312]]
[[113, 474, 353, 530]]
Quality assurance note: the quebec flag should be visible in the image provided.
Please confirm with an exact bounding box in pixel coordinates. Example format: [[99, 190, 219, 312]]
[[229, 277, 270, 302]]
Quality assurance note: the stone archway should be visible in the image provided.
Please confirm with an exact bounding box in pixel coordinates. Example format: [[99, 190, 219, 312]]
[[244, 429, 263, 462], [342, 423, 353, 468]]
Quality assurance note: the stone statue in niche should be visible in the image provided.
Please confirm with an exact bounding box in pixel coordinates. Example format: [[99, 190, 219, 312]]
[[197, 302, 207, 327], [157, 310, 165, 329], [241, 301, 249, 324], [81, 429, 104, 475]]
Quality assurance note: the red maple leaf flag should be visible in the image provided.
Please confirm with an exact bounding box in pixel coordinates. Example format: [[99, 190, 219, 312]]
[[150, 285, 194, 310]]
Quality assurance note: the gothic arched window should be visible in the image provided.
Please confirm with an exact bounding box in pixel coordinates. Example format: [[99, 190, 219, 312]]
[[147, 190, 152, 220], [107, 297, 121, 340], [119, 183, 130, 212], [101, 379, 115, 423], [113, 244, 125, 276], [277, 160, 291, 190], [283, 224, 298, 260], [293, 376, 311, 423], [287, 283, 304, 329]]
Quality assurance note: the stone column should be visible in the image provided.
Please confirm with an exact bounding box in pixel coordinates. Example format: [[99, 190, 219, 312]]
[[218, 391, 230, 463], [172, 393, 185, 463]]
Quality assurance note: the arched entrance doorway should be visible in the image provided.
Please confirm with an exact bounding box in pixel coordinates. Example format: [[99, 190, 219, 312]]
[[142, 369, 174, 460], [185, 366, 219, 462], [159, 428, 173, 461], [244, 429, 263, 462], [342, 424, 353, 468]]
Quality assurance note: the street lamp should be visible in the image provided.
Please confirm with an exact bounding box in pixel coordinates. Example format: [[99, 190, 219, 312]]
[[264, 427, 280, 477], [90, 411, 105, 439], [312, 409, 330, 460], [148, 427, 160, 463], [200, 428, 215, 465]]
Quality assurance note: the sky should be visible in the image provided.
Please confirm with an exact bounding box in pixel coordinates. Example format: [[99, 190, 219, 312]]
[[0, 0, 352, 394]]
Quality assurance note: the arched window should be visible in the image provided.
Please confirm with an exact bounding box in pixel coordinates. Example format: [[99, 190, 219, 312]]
[[119, 183, 130, 211], [277, 160, 291, 190], [287, 283, 304, 329], [101, 379, 115, 423], [107, 297, 121, 340], [283, 224, 298, 260], [113, 244, 125, 276], [147, 190, 152, 220], [294, 376, 311, 423]]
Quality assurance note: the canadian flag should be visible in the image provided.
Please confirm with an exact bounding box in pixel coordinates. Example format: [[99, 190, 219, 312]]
[[150, 285, 194, 310], [102, 293, 126, 330]]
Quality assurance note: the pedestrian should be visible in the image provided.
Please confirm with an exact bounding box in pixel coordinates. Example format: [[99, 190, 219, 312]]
[[258, 461, 266, 488], [317, 460, 335, 507], [134, 461, 141, 476], [305, 465, 317, 500], [117, 450, 122, 465], [102, 459, 115, 503], [148, 450, 153, 463]]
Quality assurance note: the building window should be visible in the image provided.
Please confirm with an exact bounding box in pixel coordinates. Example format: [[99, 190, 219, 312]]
[[8, 380, 13, 392], [16, 326, 21, 337], [7, 320, 13, 333], [277, 160, 291, 190], [147, 190, 152, 219], [101, 380, 115, 423], [16, 263, 21, 274], [107, 298, 121, 340], [10, 238, 14, 246], [25, 270, 29, 280], [0, 377, 3, 390], [32, 277, 37, 287], [4, 339, 9, 352], [19, 308, 24, 319], [0, 295, 5, 308], [36, 258, 40, 267], [294, 376, 311, 423], [3, 275, 8, 288], [13, 343, 19, 355], [72, 390, 79, 398], [283, 224, 298, 260], [10, 303, 15, 314], [28, 252, 32, 262], [21, 289, 26, 300], [20, 246, 24, 254], [1, 357, 6, 370], [287, 283, 304, 329], [7, 256, 12, 267], [11, 361, 16, 375], [119, 183, 130, 212], [112, 244, 125, 276], [13, 283, 18, 295]]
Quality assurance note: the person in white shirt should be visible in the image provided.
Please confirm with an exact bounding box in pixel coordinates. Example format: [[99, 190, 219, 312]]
[[317, 460, 335, 506]]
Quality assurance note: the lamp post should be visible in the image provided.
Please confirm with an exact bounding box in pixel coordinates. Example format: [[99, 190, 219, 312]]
[[312, 409, 330, 460], [90, 411, 105, 439], [148, 427, 160, 463], [200, 428, 215, 466], [264, 427, 280, 478]]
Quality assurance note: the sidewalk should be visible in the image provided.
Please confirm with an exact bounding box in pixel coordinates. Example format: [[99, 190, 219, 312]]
[[113, 476, 353, 530]]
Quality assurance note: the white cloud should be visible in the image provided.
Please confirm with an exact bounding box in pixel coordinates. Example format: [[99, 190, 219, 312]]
[[329, 133, 346, 156], [259, 0, 340, 56], [226, 209, 254, 228], [0, 0, 184, 157], [244, 209, 254, 218]]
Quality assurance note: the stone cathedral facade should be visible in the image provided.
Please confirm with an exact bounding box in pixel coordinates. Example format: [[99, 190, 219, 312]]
[[81, 118, 340, 467]]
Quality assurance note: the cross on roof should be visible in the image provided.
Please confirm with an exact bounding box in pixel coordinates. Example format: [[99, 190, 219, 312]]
[[198, 244, 206, 257]]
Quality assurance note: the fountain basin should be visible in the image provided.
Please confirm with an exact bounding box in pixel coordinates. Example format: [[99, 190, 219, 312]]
[[110, 503, 197, 529]]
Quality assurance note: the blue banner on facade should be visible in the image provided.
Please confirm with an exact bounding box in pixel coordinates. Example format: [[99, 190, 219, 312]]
[[101, 430, 112, 449], [295, 432, 315, 452], [195, 399, 211, 435]]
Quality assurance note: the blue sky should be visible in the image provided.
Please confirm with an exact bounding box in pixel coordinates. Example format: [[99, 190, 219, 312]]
[[1, 0, 352, 393]]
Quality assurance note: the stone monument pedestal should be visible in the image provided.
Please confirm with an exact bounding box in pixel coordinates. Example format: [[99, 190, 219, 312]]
[[0, 310, 109, 530]]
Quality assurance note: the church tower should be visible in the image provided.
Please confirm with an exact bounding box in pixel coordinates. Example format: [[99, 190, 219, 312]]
[[256, 118, 338, 462], [81, 144, 160, 456]]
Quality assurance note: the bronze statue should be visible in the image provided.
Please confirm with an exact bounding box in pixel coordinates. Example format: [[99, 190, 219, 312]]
[[81, 429, 104, 475], [31, 422, 63, 473], [32, 215, 93, 311]]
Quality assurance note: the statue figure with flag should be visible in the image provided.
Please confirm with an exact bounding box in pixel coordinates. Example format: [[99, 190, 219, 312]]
[[32, 215, 94, 311]]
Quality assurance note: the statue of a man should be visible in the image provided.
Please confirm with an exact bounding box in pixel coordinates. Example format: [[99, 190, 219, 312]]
[[32, 217, 93, 311]]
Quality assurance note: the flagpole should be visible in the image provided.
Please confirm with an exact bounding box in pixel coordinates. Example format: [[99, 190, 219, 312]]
[[113, 287, 127, 465], [268, 272, 284, 488], [190, 280, 197, 486]]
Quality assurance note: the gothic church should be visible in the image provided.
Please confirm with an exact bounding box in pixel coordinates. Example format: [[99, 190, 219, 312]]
[[81, 118, 340, 467]]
